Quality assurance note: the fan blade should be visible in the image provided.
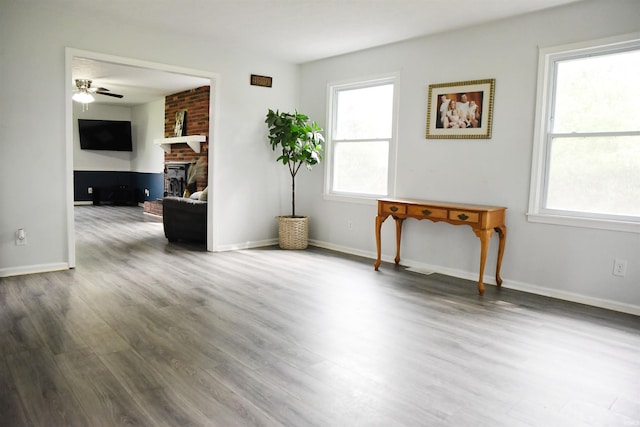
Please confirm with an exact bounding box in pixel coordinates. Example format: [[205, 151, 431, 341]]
[[96, 90, 124, 99]]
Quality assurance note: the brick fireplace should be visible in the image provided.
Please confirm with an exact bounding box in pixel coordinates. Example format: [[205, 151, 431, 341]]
[[144, 85, 210, 217], [163, 85, 210, 194]]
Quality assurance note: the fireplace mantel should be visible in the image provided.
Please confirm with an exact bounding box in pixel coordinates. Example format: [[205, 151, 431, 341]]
[[154, 135, 206, 153]]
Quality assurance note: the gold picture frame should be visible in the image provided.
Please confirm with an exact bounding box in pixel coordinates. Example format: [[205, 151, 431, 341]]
[[425, 79, 495, 139], [174, 110, 186, 137]]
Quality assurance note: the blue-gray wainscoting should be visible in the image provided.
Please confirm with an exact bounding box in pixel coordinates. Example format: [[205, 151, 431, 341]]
[[74, 171, 164, 205]]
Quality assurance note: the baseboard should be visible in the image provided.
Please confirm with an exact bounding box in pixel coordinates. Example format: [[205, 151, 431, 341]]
[[215, 238, 278, 252], [309, 239, 379, 261], [501, 279, 640, 317], [308, 239, 486, 282], [6, 238, 637, 316], [0, 262, 71, 278], [308, 239, 640, 316], [74, 201, 93, 206]]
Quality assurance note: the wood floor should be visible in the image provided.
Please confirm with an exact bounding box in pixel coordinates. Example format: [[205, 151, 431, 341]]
[[0, 206, 639, 426]]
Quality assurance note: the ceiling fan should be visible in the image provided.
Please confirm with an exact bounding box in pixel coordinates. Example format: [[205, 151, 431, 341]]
[[73, 79, 124, 104]]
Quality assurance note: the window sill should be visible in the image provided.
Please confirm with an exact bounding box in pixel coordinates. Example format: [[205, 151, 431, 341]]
[[526, 212, 640, 233], [323, 193, 379, 205]]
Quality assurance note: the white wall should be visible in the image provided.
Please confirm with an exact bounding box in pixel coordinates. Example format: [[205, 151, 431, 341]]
[[0, 1, 298, 276], [131, 99, 165, 173], [72, 100, 164, 201], [298, 0, 640, 314], [73, 98, 164, 173]]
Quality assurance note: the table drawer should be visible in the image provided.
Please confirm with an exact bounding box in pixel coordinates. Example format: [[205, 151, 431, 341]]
[[407, 205, 448, 219], [449, 210, 479, 223], [381, 202, 407, 215]]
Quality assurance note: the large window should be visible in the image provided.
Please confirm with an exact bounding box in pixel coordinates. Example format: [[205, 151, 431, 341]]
[[325, 74, 398, 199], [528, 35, 640, 232]]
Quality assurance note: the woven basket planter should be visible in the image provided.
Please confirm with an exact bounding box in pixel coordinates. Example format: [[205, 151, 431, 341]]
[[277, 216, 309, 250]]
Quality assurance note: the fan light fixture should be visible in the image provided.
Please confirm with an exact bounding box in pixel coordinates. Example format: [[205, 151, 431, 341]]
[[72, 78, 124, 111], [73, 79, 95, 111], [72, 91, 95, 104]]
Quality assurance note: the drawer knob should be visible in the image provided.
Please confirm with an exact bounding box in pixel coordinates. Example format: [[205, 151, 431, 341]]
[[390, 206, 399, 212], [422, 209, 431, 216], [458, 213, 469, 220]]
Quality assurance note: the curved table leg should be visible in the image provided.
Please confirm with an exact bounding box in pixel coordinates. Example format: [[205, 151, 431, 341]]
[[374, 215, 387, 270], [473, 228, 494, 295], [494, 225, 507, 287], [394, 217, 404, 265]]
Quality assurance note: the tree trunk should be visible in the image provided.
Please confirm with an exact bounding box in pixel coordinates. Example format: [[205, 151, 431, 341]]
[[291, 177, 296, 217]]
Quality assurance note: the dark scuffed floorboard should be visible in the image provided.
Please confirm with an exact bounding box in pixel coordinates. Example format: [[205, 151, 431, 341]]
[[0, 205, 638, 426]]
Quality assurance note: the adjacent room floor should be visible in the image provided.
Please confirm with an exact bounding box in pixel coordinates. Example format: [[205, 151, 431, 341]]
[[0, 205, 638, 426]]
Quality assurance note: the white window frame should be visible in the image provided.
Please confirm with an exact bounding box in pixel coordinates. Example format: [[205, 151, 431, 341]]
[[324, 72, 399, 203], [527, 33, 640, 233]]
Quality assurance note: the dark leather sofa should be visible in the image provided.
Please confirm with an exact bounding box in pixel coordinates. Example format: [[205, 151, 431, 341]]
[[162, 197, 207, 243]]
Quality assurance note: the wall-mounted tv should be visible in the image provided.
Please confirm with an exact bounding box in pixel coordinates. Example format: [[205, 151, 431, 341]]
[[78, 119, 133, 151]]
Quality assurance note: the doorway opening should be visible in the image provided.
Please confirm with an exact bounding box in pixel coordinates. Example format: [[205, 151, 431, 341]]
[[65, 48, 218, 267]]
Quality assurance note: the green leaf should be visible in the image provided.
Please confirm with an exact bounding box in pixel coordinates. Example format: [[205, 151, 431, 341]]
[[265, 109, 324, 215]]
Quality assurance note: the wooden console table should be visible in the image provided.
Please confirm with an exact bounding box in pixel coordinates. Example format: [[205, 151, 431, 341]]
[[374, 198, 507, 295]]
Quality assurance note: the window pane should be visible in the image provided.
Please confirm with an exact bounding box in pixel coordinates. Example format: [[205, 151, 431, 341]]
[[546, 136, 640, 216], [333, 140, 389, 195], [335, 84, 393, 140], [553, 49, 640, 133]]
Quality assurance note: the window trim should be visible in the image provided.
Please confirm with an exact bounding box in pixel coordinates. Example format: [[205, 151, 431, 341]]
[[323, 72, 400, 203], [527, 33, 640, 233]]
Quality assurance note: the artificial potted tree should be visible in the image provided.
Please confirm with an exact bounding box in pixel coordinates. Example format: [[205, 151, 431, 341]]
[[265, 109, 324, 249]]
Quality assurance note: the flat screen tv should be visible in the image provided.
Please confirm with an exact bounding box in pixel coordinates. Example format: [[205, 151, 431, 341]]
[[78, 119, 133, 151]]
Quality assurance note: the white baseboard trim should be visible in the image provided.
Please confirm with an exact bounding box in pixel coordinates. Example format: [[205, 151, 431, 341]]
[[309, 239, 492, 282], [215, 238, 278, 252], [74, 201, 93, 206], [309, 239, 640, 316], [0, 262, 71, 278], [309, 239, 378, 261], [500, 279, 640, 317], [5, 238, 637, 316]]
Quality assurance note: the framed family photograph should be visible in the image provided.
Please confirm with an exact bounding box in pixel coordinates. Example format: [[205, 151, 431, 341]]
[[425, 79, 495, 139]]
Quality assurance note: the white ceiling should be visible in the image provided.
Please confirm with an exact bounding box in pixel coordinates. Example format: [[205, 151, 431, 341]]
[[71, 58, 211, 107], [68, 0, 583, 106]]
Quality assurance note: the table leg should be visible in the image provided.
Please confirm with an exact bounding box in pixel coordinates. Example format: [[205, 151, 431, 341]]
[[494, 226, 507, 287], [474, 228, 494, 295], [394, 217, 404, 265], [374, 215, 387, 270]]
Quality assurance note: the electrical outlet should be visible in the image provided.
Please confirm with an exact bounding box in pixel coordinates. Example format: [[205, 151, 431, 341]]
[[145, 188, 150, 197], [347, 220, 353, 230], [16, 229, 27, 246], [613, 259, 627, 277], [88, 187, 93, 194]]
